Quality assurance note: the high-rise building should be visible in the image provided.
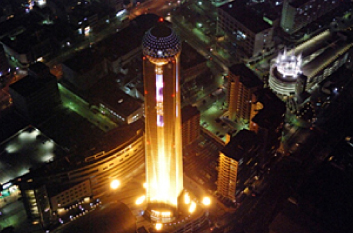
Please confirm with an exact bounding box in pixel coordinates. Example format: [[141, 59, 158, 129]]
[[281, 0, 340, 35], [142, 20, 183, 223], [227, 64, 263, 123], [217, 130, 258, 202], [218, 3, 275, 63], [181, 104, 200, 146]]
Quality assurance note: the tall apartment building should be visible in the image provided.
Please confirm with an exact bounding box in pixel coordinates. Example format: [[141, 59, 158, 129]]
[[181, 104, 200, 146], [281, 0, 340, 34], [217, 130, 258, 201], [218, 3, 275, 62], [227, 64, 263, 123]]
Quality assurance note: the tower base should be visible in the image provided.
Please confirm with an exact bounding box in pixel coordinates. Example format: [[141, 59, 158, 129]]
[[144, 203, 177, 223]]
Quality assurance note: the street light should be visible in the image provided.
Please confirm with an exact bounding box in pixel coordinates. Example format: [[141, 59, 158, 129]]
[[155, 223, 163, 231], [135, 195, 146, 205], [202, 196, 211, 206], [110, 179, 120, 190], [189, 201, 196, 213]]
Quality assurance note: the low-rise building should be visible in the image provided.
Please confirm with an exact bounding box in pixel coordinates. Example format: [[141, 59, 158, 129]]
[[9, 62, 61, 122]]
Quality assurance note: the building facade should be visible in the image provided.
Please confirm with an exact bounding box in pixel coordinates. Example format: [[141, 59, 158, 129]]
[[218, 3, 275, 62], [181, 105, 200, 147], [269, 30, 353, 100], [142, 21, 183, 222], [281, 0, 340, 35], [217, 130, 259, 202], [217, 152, 238, 202], [227, 64, 263, 124], [18, 122, 145, 226], [9, 64, 62, 122]]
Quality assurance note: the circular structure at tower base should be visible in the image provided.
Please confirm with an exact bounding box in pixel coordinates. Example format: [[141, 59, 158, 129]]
[[145, 203, 177, 223]]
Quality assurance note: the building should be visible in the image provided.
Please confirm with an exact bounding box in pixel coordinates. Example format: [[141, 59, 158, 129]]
[[280, 0, 340, 35], [217, 130, 259, 202], [0, 13, 60, 68], [227, 64, 263, 124], [16, 120, 145, 226], [100, 14, 160, 75], [269, 30, 353, 100], [180, 42, 208, 84], [142, 21, 183, 223], [86, 75, 144, 124], [181, 104, 200, 146], [218, 3, 275, 62], [0, 44, 9, 77], [9, 62, 61, 122], [62, 48, 108, 91], [251, 88, 286, 164], [268, 49, 303, 98]]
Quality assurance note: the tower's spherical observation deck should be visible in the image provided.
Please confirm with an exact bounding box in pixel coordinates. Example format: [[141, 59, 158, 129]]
[[142, 22, 181, 63]]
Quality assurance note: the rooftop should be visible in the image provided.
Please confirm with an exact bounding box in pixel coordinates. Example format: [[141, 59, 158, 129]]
[[289, 30, 353, 78], [9, 73, 57, 97], [86, 75, 143, 118], [252, 88, 286, 130], [229, 63, 263, 88], [62, 48, 104, 73], [99, 14, 160, 62], [0, 126, 67, 185], [182, 104, 200, 123], [221, 130, 259, 161], [219, 3, 271, 33], [180, 42, 207, 71]]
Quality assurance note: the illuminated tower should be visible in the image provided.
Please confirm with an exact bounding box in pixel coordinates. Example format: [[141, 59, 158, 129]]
[[142, 20, 183, 223]]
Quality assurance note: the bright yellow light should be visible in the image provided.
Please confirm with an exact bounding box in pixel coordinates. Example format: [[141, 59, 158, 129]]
[[155, 223, 163, 231], [202, 197, 211, 206], [135, 195, 146, 205], [110, 179, 120, 190], [184, 193, 190, 204], [189, 201, 196, 213], [161, 211, 171, 217], [143, 183, 147, 189]]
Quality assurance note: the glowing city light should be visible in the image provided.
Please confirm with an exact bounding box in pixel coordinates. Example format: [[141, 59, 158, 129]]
[[202, 197, 211, 206], [184, 193, 190, 204], [135, 195, 146, 205], [276, 50, 302, 77], [155, 223, 163, 231], [189, 201, 196, 213], [84, 26, 90, 36], [110, 179, 120, 190]]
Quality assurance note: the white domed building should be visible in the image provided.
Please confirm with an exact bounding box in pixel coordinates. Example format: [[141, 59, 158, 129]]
[[268, 49, 302, 99]]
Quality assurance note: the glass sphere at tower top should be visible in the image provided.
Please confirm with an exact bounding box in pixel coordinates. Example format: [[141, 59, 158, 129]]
[[142, 22, 181, 59]]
